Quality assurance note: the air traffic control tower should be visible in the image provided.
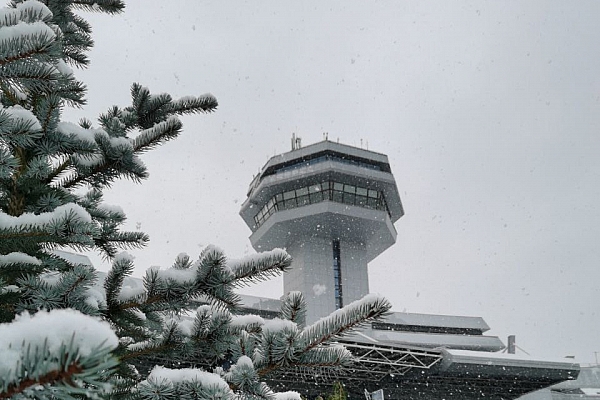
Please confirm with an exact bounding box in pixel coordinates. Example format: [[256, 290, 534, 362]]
[[240, 138, 402, 323], [240, 138, 579, 399]]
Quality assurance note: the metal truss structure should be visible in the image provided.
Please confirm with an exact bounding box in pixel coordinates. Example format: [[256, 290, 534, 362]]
[[266, 340, 444, 395], [337, 340, 443, 381]]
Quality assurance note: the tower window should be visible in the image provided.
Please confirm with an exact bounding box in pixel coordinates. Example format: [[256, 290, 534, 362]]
[[253, 180, 391, 227]]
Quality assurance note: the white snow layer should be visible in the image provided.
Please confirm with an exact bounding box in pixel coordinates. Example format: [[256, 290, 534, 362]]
[[163, 315, 195, 337], [0, 20, 55, 43], [23, 0, 53, 18], [230, 314, 265, 327], [0, 203, 92, 229], [114, 251, 135, 264], [54, 59, 73, 76], [274, 391, 302, 400], [0, 105, 42, 131], [0, 309, 118, 383], [116, 284, 145, 302], [56, 121, 96, 144], [109, 136, 132, 150], [149, 265, 197, 284], [234, 355, 253, 368], [0, 285, 19, 294], [0, 0, 53, 22], [261, 318, 297, 334], [0, 252, 42, 265], [146, 366, 230, 390]]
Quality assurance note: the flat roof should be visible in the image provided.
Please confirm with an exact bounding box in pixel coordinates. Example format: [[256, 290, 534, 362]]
[[385, 310, 491, 332], [442, 349, 580, 371], [260, 140, 390, 173]]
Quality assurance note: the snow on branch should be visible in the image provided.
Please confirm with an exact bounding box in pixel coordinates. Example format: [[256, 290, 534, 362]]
[[56, 121, 97, 145], [168, 93, 218, 114], [0, 1, 53, 27], [274, 391, 302, 400], [70, 0, 125, 15], [104, 251, 135, 308], [138, 366, 232, 400], [230, 314, 265, 329], [0, 19, 58, 68], [300, 293, 392, 351], [131, 115, 182, 153], [279, 291, 306, 326], [0, 202, 92, 229], [0, 252, 41, 266], [0, 309, 118, 397], [227, 248, 291, 287], [297, 344, 354, 367], [0, 19, 55, 45], [0, 105, 41, 131]]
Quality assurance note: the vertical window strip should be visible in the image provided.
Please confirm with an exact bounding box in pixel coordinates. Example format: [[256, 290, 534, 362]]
[[333, 239, 343, 309]]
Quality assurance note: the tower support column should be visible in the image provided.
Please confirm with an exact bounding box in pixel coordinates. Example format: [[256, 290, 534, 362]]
[[284, 237, 370, 324]]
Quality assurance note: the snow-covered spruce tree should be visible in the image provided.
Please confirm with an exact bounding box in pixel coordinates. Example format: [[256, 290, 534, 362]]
[[0, 1, 392, 399]]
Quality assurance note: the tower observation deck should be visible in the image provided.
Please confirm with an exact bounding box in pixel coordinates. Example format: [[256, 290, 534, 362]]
[[240, 139, 402, 323]]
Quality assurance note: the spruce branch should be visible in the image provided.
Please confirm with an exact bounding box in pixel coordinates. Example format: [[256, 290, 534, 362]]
[[104, 253, 135, 308], [130, 115, 182, 153], [0, 34, 58, 66], [296, 345, 354, 368], [300, 294, 392, 352], [165, 94, 219, 115], [279, 291, 306, 327], [71, 0, 126, 15], [228, 249, 292, 288], [0, 360, 85, 399], [0, 310, 119, 399]]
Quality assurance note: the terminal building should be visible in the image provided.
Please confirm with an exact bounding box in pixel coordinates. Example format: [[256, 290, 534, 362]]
[[239, 138, 579, 399]]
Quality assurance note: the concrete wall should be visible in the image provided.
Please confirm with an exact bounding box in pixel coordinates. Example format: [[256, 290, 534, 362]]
[[285, 237, 337, 324], [339, 240, 369, 305], [284, 237, 371, 324]]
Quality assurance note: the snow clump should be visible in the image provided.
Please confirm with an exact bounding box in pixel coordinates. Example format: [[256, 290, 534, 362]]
[[0, 309, 118, 383]]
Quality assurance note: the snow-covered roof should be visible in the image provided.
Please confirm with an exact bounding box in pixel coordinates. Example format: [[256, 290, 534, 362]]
[[260, 140, 390, 175], [442, 348, 580, 372], [366, 327, 505, 352], [384, 310, 491, 332]]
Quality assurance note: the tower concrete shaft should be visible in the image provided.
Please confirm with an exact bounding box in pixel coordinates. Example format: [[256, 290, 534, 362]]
[[240, 140, 403, 323]]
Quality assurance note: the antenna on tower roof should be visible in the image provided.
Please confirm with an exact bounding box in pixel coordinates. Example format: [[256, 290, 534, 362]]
[[291, 133, 302, 150], [323, 132, 329, 141]]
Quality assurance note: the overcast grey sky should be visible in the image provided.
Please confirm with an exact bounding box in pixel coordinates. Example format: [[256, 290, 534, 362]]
[[63, 1, 600, 364]]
